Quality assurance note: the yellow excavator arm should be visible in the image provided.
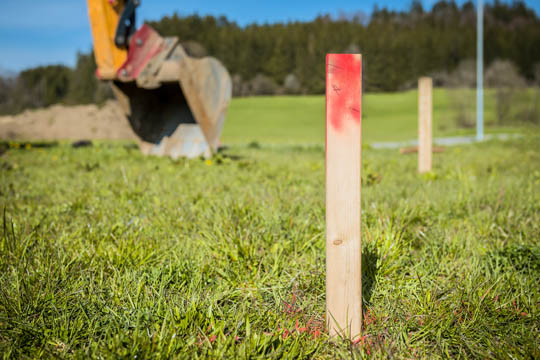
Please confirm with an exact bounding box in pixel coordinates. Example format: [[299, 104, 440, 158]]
[[87, 0, 127, 79]]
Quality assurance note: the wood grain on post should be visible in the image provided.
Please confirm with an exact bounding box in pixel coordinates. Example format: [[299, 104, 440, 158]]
[[325, 54, 362, 340], [418, 77, 433, 173]]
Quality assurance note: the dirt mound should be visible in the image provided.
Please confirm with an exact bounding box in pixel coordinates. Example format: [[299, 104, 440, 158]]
[[0, 101, 136, 141]]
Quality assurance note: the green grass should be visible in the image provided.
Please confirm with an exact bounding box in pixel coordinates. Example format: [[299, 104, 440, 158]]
[[223, 88, 536, 144], [1, 133, 539, 358]]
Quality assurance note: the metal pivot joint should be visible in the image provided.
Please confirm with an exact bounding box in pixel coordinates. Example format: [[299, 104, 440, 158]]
[[115, 0, 140, 49]]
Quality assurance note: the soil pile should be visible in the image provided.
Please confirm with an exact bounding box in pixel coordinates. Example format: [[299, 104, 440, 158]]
[[0, 101, 136, 141]]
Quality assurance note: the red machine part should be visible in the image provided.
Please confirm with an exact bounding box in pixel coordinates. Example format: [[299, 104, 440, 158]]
[[116, 24, 165, 81]]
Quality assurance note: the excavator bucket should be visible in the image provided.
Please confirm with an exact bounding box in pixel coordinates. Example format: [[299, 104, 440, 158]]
[[87, 1, 232, 158]]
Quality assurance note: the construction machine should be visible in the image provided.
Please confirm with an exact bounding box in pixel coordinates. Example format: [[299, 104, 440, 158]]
[[87, 0, 232, 158]]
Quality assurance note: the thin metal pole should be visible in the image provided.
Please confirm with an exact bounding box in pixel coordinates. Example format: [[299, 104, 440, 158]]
[[477, 0, 484, 141]]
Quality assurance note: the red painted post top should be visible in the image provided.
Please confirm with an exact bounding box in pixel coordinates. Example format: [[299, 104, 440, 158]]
[[325, 54, 362, 132]]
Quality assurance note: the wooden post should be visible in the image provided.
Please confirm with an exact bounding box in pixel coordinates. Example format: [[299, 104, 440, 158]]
[[325, 54, 362, 340], [418, 77, 432, 173]]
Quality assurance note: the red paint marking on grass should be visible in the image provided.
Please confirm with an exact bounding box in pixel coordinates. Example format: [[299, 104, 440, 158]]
[[352, 335, 372, 355], [276, 290, 326, 340]]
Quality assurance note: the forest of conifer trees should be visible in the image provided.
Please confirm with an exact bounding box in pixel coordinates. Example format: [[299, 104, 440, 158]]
[[0, 0, 539, 114]]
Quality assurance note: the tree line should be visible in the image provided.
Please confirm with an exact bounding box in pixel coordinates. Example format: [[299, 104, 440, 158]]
[[1, 0, 539, 115], [0, 53, 111, 115], [149, 0, 540, 94]]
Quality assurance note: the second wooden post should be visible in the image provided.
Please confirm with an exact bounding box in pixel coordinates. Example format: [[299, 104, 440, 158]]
[[325, 54, 362, 340], [418, 77, 433, 173]]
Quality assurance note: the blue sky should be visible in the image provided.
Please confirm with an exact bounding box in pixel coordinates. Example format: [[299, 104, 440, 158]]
[[0, 0, 539, 73]]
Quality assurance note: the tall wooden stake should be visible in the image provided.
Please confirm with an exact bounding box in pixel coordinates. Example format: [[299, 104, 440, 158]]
[[325, 53, 362, 340], [418, 77, 432, 173]]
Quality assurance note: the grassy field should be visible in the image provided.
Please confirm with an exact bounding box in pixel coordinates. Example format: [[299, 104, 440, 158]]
[[223, 88, 534, 144], [1, 128, 539, 358]]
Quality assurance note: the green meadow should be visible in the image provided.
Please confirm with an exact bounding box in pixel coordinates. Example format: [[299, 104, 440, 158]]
[[223, 89, 532, 144], [0, 92, 539, 358]]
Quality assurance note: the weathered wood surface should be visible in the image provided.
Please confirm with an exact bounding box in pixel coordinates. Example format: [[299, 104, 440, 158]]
[[325, 53, 362, 340], [418, 77, 433, 173]]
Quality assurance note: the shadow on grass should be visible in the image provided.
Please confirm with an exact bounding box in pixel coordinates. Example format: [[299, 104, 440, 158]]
[[214, 146, 244, 161], [0, 140, 59, 155], [362, 246, 379, 306], [485, 244, 540, 274]]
